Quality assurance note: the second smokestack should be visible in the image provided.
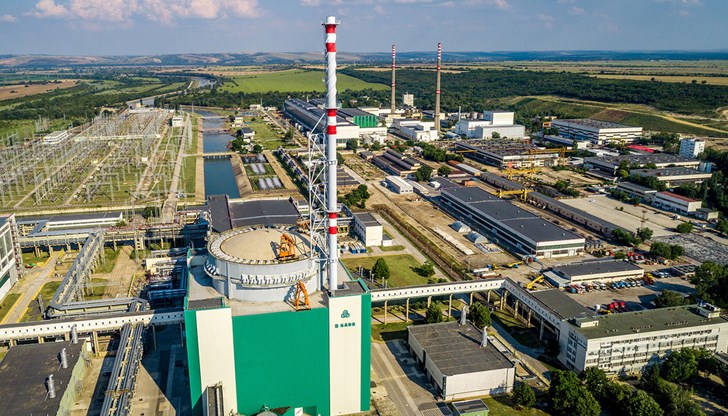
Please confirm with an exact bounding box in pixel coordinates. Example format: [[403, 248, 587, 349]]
[[391, 44, 396, 114], [435, 42, 442, 134]]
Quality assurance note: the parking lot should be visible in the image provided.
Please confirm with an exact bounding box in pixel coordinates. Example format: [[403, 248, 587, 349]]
[[561, 274, 696, 312], [654, 232, 728, 264]]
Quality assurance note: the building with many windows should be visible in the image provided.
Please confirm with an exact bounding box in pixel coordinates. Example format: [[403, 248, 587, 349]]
[[551, 119, 643, 145], [679, 138, 705, 158], [0, 215, 21, 302], [439, 185, 585, 258], [653, 191, 702, 214], [455, 111, 526, 139]]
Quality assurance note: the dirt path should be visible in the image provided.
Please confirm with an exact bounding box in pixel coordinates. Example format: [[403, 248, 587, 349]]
[[101, 246, 138, 298]]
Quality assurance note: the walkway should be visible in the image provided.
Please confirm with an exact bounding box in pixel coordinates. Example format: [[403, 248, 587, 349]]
[[1, 252, 59, 324]]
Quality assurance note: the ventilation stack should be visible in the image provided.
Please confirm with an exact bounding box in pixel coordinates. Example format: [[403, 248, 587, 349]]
[[59, 347, 68, 369], [390, 44, 396, 114], [47, 374, 56, 399], [435, 42, 442, 134], [481, 325, 488, 348], [323, 15, 340, 293], [71, 324, 78, 344], [459, 305, 468, 326]]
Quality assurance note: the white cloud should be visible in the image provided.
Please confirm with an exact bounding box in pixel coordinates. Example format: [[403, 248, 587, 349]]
[[27, 0, 260, 25], [0, 14, 17, 22], [569, 6, 584, 15], [679, 9, 690, 16], [28, 0, 73, 18]]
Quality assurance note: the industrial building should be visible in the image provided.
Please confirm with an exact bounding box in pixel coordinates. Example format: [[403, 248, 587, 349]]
[[393, 119, 438, 142], [545, 259, 644, 286], [372, 149, 421, 177], [498, 282, 728, 375], [455, 140, 562, 168], [653, 191, 702, 214], [338, 108, 378, 128], [616, 182, 658, 204], [283, 98, 359, 147], [0, 215, 21, 302], [0, 341, 88, 416], [385, 175, 414, 194], [407, 321, 515, 400], [630, 167, 713, 187], [679, 138, 705, 158], [585, 154, 701, 176], [440, 185, 585, 258], [352, 211, 383, 247], [551, 119, 643, 145], [566, 304, 728, 374], [17, 212, 124, 233], [479, 172, 622, 238], [455, 111, 526, 139]]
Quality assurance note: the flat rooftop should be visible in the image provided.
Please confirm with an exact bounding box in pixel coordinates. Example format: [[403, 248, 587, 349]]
[[553, 118, 639, 130], [617, 181, 657, 193], [0, 341, 84, 416], [452, 399, 489, 414], [531, 289, 592, 320], [553, 259, 642, 278], [217, 228, 311, 261], [576, 305, 728, 340], [442, 186, 582, 243], [408, 321, 514, 376], [631, 167, 711, 177], [587, 153, 698, 166], [338, 108, 374, 118], [208, 195, 300, 233], [353, 212, 381, 227]]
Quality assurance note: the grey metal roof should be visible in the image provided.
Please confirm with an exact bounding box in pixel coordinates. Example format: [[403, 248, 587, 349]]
[[208, 194, 233, 233], [577, 305, 728, 339], [531, 289, 592, 320], [0, 216, 6, 228], [442, 186, 582, 243], [553, 259, 642, 278], [552, 118, 638, 129], [530, 191, 621, 231], [229, 199, 300, 228], [408, 321, 514, 376], [353, 212, 380, 227], [17, 212, 122, 224], [452, 399, 489, 414], [0, 342, 84, 416], [338, 108, 374, 118], [617, 181, 657, 193]]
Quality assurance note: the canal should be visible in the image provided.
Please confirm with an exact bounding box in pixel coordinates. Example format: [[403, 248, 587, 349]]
[[197, 110, 240, 198]]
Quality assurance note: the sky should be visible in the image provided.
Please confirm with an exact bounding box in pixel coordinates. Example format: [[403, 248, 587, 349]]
[[0, 0, 725, 55]]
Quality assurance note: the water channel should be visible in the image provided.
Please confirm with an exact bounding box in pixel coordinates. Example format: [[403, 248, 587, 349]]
[[196, 110, 240, 198]]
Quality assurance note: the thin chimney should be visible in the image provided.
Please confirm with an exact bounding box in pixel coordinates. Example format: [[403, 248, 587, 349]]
[[481, 325, 488, 348], [459, 305, 468, 326], [435, 42, 442, 134], [390, 44, 396, 114]]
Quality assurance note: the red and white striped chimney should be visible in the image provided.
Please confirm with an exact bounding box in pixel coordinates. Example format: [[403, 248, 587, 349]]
[[391, 44, 396, 114], [323, 16, 339, 292], [435, 42, 442, 133]]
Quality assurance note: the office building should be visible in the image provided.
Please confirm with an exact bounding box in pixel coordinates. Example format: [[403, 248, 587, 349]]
[[352, 212, 383, 247], [653, 191, 702, 214], [455, 111, 525, 139], [679, 138, 705, 158], [0, 215, 21, 302], [551, 119, 643, 145]]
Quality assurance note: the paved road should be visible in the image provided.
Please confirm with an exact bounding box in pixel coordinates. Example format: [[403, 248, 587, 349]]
[[2, 252, 59, 324]]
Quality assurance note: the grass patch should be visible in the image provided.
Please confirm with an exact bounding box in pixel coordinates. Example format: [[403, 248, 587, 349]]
[[94, 247, 121, 274], [21, 251, 50, 266], [182, 156, 197, 195], [341, 254, 429, 287], [619, 112, 724, 136], [248, 121, 286, 150], [480, 396, 550, 416], [20, 281, 61, 322], [0, 293, 21, 323], [380, 245, 405, 252], [85, 278, 108, 300], [220, 69, 387, 93], [492, 309, 544, 349], [371, 321, 412, 342]]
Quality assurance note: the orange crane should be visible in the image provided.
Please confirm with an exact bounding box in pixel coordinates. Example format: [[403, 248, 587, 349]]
[[294, 280, 310, 311], [278, 233, 298, 260]]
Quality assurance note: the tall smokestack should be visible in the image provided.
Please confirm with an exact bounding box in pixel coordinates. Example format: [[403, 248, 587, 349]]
[[323, 16, 340, 293], [390, 44, 396, 114], [435, 42, 442, 134]]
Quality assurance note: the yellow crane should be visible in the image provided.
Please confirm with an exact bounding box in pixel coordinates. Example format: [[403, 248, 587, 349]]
[[294, 280, 310, 311], [496, 189, 532, 201], [527, 147, 566, 158], [278, 233, 298, 260], [504, 166, 539, 180], [525, 274, 545, 290]]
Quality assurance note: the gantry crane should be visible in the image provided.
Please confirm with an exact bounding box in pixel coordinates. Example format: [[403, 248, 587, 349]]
[[527, 147, 566, 158], [504, 166, 539, 180], [294, 280, 310, 311], [496, 189, 532, 201], [278, 233, 298, 260], [525, 274, 545, 290]]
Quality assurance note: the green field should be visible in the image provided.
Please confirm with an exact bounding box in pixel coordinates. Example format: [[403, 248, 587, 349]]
[[248, 120, 287, 150], [0, 293, 21, 323], [220, 69, 388, 93], [379, 245, 405, 252], [480, 396, 550, 416], [21, 251, 50, 267], [94, 247, 121, 274], [341, 254, 429, 287]]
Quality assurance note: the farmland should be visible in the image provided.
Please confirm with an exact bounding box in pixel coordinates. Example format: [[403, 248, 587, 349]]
[[219, 69, 387, 93], [0, 80, 79, 101]]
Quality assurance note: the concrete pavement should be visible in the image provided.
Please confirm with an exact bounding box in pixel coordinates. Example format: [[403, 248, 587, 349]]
[[2, 252, 59, 324]]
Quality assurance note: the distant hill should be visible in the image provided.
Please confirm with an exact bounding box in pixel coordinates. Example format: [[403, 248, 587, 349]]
[[1, 50, 728, 68]]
